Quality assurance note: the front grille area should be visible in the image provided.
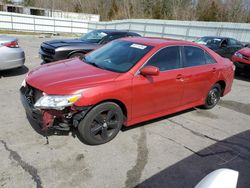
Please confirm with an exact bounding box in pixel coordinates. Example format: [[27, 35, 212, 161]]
[[41, 45, 55, 55], [21, 85, 43, 105]]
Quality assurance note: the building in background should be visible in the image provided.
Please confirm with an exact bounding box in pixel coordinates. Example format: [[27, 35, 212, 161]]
[[0, 0, 99, 21]]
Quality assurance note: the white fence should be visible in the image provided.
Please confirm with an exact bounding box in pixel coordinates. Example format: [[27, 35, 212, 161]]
[[0, 11, 90, 34], [89, 19, 250, 43], [1, 11, 250, 42]]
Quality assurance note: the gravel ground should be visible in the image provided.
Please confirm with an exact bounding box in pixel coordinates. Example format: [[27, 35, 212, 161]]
[[0, 35, 250, 188]]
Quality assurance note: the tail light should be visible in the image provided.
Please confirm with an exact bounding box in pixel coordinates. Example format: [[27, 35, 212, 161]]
[[2, 41, 19, 48]]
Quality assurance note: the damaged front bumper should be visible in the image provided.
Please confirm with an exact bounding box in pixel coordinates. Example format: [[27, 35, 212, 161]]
[[20, 86, 91, 131]]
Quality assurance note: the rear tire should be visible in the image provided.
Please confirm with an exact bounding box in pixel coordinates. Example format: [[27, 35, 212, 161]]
[[78, 102, 124, 145], [202, 84, 221, 109]]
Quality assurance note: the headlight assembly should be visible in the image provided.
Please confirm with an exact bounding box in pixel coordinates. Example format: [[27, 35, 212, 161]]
[[34, 94, 81, 110], [235, 52, 243, 59]]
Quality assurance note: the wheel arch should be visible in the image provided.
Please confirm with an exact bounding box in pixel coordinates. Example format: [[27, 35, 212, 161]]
[[94, 99, 128, 120], [68, 50, 87, 58], [215, 80, 226, 96]]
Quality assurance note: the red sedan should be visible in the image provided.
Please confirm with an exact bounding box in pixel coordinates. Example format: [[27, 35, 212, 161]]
[[20, 37, 234, 145], [232, 47, 250, 75]]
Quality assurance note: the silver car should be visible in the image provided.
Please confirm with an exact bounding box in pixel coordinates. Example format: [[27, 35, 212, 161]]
[[0, 35, 25, 70]]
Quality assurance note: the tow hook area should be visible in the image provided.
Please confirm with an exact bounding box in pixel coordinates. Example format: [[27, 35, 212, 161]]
[[41, 110, 63, 130], [40, 106, 92, 131], [72, 106, 92, 127]]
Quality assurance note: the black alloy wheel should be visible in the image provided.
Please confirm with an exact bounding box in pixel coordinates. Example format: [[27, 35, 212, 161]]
[[203, 84, 221, 109], [78, 102, 124, 145]]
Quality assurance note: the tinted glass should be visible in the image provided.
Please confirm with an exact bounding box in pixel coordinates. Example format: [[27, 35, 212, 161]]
[[146, 46, 180, 71], [205, 52, 216, 64], [228, 38, 237, 45], [80, 30, 108, 43], [221, 39, 228, 47], [196, 37, 222, 46], [183, 46, 206, 67], [84, 40, 153, 73], [101, 34, 126, 44]]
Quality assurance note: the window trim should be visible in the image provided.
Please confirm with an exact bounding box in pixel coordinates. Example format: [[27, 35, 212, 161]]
[[204, 51, 217, 65], [135, 44, 218, 75], [135, 45, 182, 75], [181, 45, 217, 68]]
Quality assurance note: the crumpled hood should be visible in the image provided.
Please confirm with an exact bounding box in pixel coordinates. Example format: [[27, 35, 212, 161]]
[[26, 58, 120, 95]]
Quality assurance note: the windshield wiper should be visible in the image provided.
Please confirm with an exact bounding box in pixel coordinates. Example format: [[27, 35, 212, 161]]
[[83, 57, 102, 68], [87, 61, 100, 68], [82, 57, 118, 72]]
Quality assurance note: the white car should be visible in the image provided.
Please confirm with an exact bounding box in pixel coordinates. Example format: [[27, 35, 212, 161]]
[[0, 35, 25, 70], [196, 169, 239, 188]]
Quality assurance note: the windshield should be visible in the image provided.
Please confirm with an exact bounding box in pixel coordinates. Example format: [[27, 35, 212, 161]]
[[84, 40, 153, 73], [196, 37, 222, 46], [80, 30, 108, 43]]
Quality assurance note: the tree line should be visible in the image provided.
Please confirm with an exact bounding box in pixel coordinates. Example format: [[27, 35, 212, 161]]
[[9, 0, 250, 22]]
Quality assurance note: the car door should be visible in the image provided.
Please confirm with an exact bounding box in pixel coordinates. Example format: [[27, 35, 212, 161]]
[[180, 46, 218, 106], [132, 46, 184, 119]]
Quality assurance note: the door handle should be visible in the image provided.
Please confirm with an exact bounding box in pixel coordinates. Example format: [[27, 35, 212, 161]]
[[212, 68, 216, 73], [176, 74, 184, 81]]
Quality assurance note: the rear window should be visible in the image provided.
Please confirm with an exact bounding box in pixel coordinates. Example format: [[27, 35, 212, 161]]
[[183, 46, 206, 67]]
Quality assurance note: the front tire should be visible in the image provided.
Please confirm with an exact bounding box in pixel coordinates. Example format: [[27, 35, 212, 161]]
[[69, 53, 84, 60], [234, 67, 241, 76], [78, 102, 124, 145], [202, 84, 221, 109]]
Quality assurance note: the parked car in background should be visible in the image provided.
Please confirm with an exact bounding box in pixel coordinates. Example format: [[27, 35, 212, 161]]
[[21, 37, 234, 145], [195, 36, 244, 59], [0, 35, 25, 70], [232, 46, 250, 75], [39, 29, 141, 64]]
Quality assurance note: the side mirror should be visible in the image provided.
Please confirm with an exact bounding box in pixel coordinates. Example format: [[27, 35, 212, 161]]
[[244, 43, 249, 47], [140, 66, 159, 76]]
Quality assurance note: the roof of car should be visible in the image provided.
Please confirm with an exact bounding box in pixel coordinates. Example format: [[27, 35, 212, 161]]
[[202, 36, 229, 40], [96, 29, 135, 34], [120, 37, 197, 47]]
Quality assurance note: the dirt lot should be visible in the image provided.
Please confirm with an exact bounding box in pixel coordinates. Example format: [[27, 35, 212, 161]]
[[0, 35, 250, 188]]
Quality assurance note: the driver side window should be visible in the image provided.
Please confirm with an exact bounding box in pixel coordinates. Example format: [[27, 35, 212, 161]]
[[101, 34, 126, 44], [146, 46, 181, 71]]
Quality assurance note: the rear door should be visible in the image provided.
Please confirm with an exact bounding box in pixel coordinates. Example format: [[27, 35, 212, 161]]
[[180, 46, 218, 106], [132, 46, 184, 119]]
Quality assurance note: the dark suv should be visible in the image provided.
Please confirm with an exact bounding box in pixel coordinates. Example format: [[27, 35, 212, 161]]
[[39, 29, 140, 64]]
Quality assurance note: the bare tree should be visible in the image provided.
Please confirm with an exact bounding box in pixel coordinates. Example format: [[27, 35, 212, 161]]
[[19, 0, 250, 23]]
